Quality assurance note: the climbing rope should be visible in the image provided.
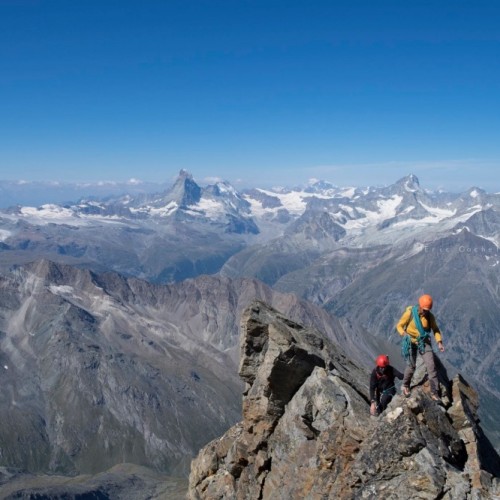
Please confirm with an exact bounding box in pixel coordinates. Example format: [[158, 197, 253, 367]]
[[401, 334, 412, 361]]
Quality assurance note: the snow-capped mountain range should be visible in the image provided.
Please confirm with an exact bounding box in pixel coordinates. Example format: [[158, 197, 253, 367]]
[[2, 170, 498, 250], [1, 170, 499, 289]]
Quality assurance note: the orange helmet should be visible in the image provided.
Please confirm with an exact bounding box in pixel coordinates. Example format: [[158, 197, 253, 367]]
[[376, 354, 389, 368], [419, 294, 433, 310]]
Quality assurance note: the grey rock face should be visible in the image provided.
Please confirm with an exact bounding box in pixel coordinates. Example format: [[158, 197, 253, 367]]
[[188, 301, 500, 499], [0, 260, 245, 477]]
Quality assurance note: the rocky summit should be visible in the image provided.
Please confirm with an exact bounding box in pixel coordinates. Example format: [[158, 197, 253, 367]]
[[188, 301, 500, 500]]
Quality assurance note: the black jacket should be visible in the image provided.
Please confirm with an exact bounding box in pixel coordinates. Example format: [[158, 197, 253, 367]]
[[369, 365, 404, 402]]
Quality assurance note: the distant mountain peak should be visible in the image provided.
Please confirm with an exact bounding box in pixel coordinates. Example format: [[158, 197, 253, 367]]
[[178, 169, 193, 180], [396, 174, 421, 192], [304, 179, 337, 193], [467, 187, 486, 198], [169, 170, 201, 207]]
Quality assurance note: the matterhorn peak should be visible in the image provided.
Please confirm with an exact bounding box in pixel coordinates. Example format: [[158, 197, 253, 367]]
[[395, 173, 421, 192], [168, 169, 201, 207], [177, 168, 193, 180]]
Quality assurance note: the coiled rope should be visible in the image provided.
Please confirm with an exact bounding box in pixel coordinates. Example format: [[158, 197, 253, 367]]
[[401, 306, 432, 362]]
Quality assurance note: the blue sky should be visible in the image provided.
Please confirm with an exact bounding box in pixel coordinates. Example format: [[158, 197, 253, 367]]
[[1, 0, 499, 192]]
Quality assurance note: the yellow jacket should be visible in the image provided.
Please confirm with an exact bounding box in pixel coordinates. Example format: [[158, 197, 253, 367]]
[[396, 306, 442, 344]]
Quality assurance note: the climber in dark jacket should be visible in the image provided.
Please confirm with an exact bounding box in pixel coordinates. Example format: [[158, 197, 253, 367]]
[[370, 354, 404, 416]]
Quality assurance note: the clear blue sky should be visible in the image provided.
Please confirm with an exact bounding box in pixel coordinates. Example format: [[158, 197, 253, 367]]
[[1, 0, 499, 191]]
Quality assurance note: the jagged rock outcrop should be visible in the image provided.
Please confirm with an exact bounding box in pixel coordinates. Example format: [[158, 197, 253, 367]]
[[188, 301, 500, 499]]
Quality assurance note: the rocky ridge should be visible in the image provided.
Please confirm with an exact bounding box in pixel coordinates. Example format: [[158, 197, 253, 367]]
[[189, 301, 500, 499]]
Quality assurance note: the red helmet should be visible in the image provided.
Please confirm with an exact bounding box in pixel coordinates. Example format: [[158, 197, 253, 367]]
[[376, 354, 389, 368]]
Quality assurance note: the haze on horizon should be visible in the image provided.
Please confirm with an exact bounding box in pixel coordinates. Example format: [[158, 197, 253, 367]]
[[1, 1, 499, 192]]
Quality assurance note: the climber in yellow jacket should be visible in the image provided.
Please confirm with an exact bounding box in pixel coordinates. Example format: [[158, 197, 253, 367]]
[[396, 294, 445, 400]]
